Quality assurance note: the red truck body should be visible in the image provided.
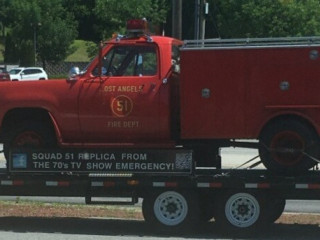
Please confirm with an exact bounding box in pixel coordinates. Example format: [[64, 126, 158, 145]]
[[180, 44, 320, 139]]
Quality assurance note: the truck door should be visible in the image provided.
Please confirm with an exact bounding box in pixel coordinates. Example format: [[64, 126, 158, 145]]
[[78, 44, 162, 143]]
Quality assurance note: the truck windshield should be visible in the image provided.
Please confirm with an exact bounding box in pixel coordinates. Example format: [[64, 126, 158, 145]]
[[93, 45, 157, 77]]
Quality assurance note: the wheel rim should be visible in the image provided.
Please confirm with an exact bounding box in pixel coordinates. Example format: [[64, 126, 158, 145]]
[[225, 193, 260, 228], [270, 131, 305, 166], [153, 191, 188, 226], [13, 131, 44, 147]]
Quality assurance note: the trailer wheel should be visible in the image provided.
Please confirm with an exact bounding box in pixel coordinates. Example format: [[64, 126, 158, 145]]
[[259, 119, 320, 174], [214, 192, 263, 231], [3, 121, 56, 161], [142, 190, 199, 229]]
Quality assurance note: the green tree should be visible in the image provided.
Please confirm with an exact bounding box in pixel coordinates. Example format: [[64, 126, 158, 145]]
[[94, 0, 168, 39], [3, 34, 18, 63], [5, 0, 77, 67], [62, 0, 99, 41], [36, 0, 78, 67], [214, 0, 320, 38], [0, 0, 12, 37]]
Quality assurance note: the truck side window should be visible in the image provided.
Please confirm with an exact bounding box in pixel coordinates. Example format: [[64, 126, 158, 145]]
[[93, 45, 157, 77], [92, 49, 113, 76]]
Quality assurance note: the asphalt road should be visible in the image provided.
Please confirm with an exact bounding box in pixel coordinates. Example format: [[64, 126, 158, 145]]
[[0, 215, 320, 240]]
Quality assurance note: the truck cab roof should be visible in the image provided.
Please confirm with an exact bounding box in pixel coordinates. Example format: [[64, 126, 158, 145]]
[[106, 35, 183, 46]]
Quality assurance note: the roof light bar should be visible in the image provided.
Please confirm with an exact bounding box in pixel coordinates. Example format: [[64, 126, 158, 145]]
[[126, 19, 148, 35]]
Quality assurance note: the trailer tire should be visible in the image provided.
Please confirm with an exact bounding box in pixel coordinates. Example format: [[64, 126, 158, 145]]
[[142, 190, 199, 230], [3, 121, 56, 162], [214, 191, 264, 231], [259, 119, 320, 174]]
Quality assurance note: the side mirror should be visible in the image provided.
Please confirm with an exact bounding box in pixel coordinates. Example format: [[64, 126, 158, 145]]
[[171, 60, 180, 73], [68, 66, 80, 80]]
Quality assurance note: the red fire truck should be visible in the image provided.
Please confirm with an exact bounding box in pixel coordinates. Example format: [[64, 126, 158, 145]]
[[0, 19, 320, 232]]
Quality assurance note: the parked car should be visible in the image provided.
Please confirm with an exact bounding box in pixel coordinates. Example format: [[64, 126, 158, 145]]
[[0, 71, 10, 82], [9, 67, 48, 81]]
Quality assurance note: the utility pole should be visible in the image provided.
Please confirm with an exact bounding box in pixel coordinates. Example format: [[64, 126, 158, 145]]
[[200, 0, 207, 40], [31, 22, 41, 66], [172, 0, 182, 39], [195, 0, 208, 40], [194, 0, 200, 40]]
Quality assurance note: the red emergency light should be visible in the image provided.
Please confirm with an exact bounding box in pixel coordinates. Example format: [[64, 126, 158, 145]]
[[126, 19, 148, 34]]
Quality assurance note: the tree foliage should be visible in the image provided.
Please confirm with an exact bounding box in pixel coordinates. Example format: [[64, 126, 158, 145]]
[[0, 0, 12, 36], [2, 0, 320, 66], [36, 0, 78, 66], [62, 0, 168, 41], [93, 0, 168, 39], [3, 0, 77, 66], [62, 0, 98, 41], [214, 0, 320, 38]]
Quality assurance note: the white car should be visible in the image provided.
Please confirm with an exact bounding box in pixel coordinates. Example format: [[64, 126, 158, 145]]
[[9, 67, 48, 81]]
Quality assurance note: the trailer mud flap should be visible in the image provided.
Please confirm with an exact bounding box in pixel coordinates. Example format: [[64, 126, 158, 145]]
[[9, 148, 193, 174]]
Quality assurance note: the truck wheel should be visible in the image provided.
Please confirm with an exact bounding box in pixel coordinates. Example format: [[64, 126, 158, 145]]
[[3, 121, 56, 161], [265, 198, 285, 223], [259, 120, 320, 174], [214, 191, 263, 231], [142, 190, 199, 230]]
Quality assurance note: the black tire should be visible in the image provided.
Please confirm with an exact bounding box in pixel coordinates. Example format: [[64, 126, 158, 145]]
[[265, 198, 285, 223], [3, 121, 56, 162], [259, 119, 320, 174], [142, 190, 199, 230], [214, 191, 264, 232]]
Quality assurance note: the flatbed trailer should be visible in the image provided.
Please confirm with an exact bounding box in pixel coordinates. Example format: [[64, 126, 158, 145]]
[[2, 168, 320, 200], [1, 147, 320, 231]]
